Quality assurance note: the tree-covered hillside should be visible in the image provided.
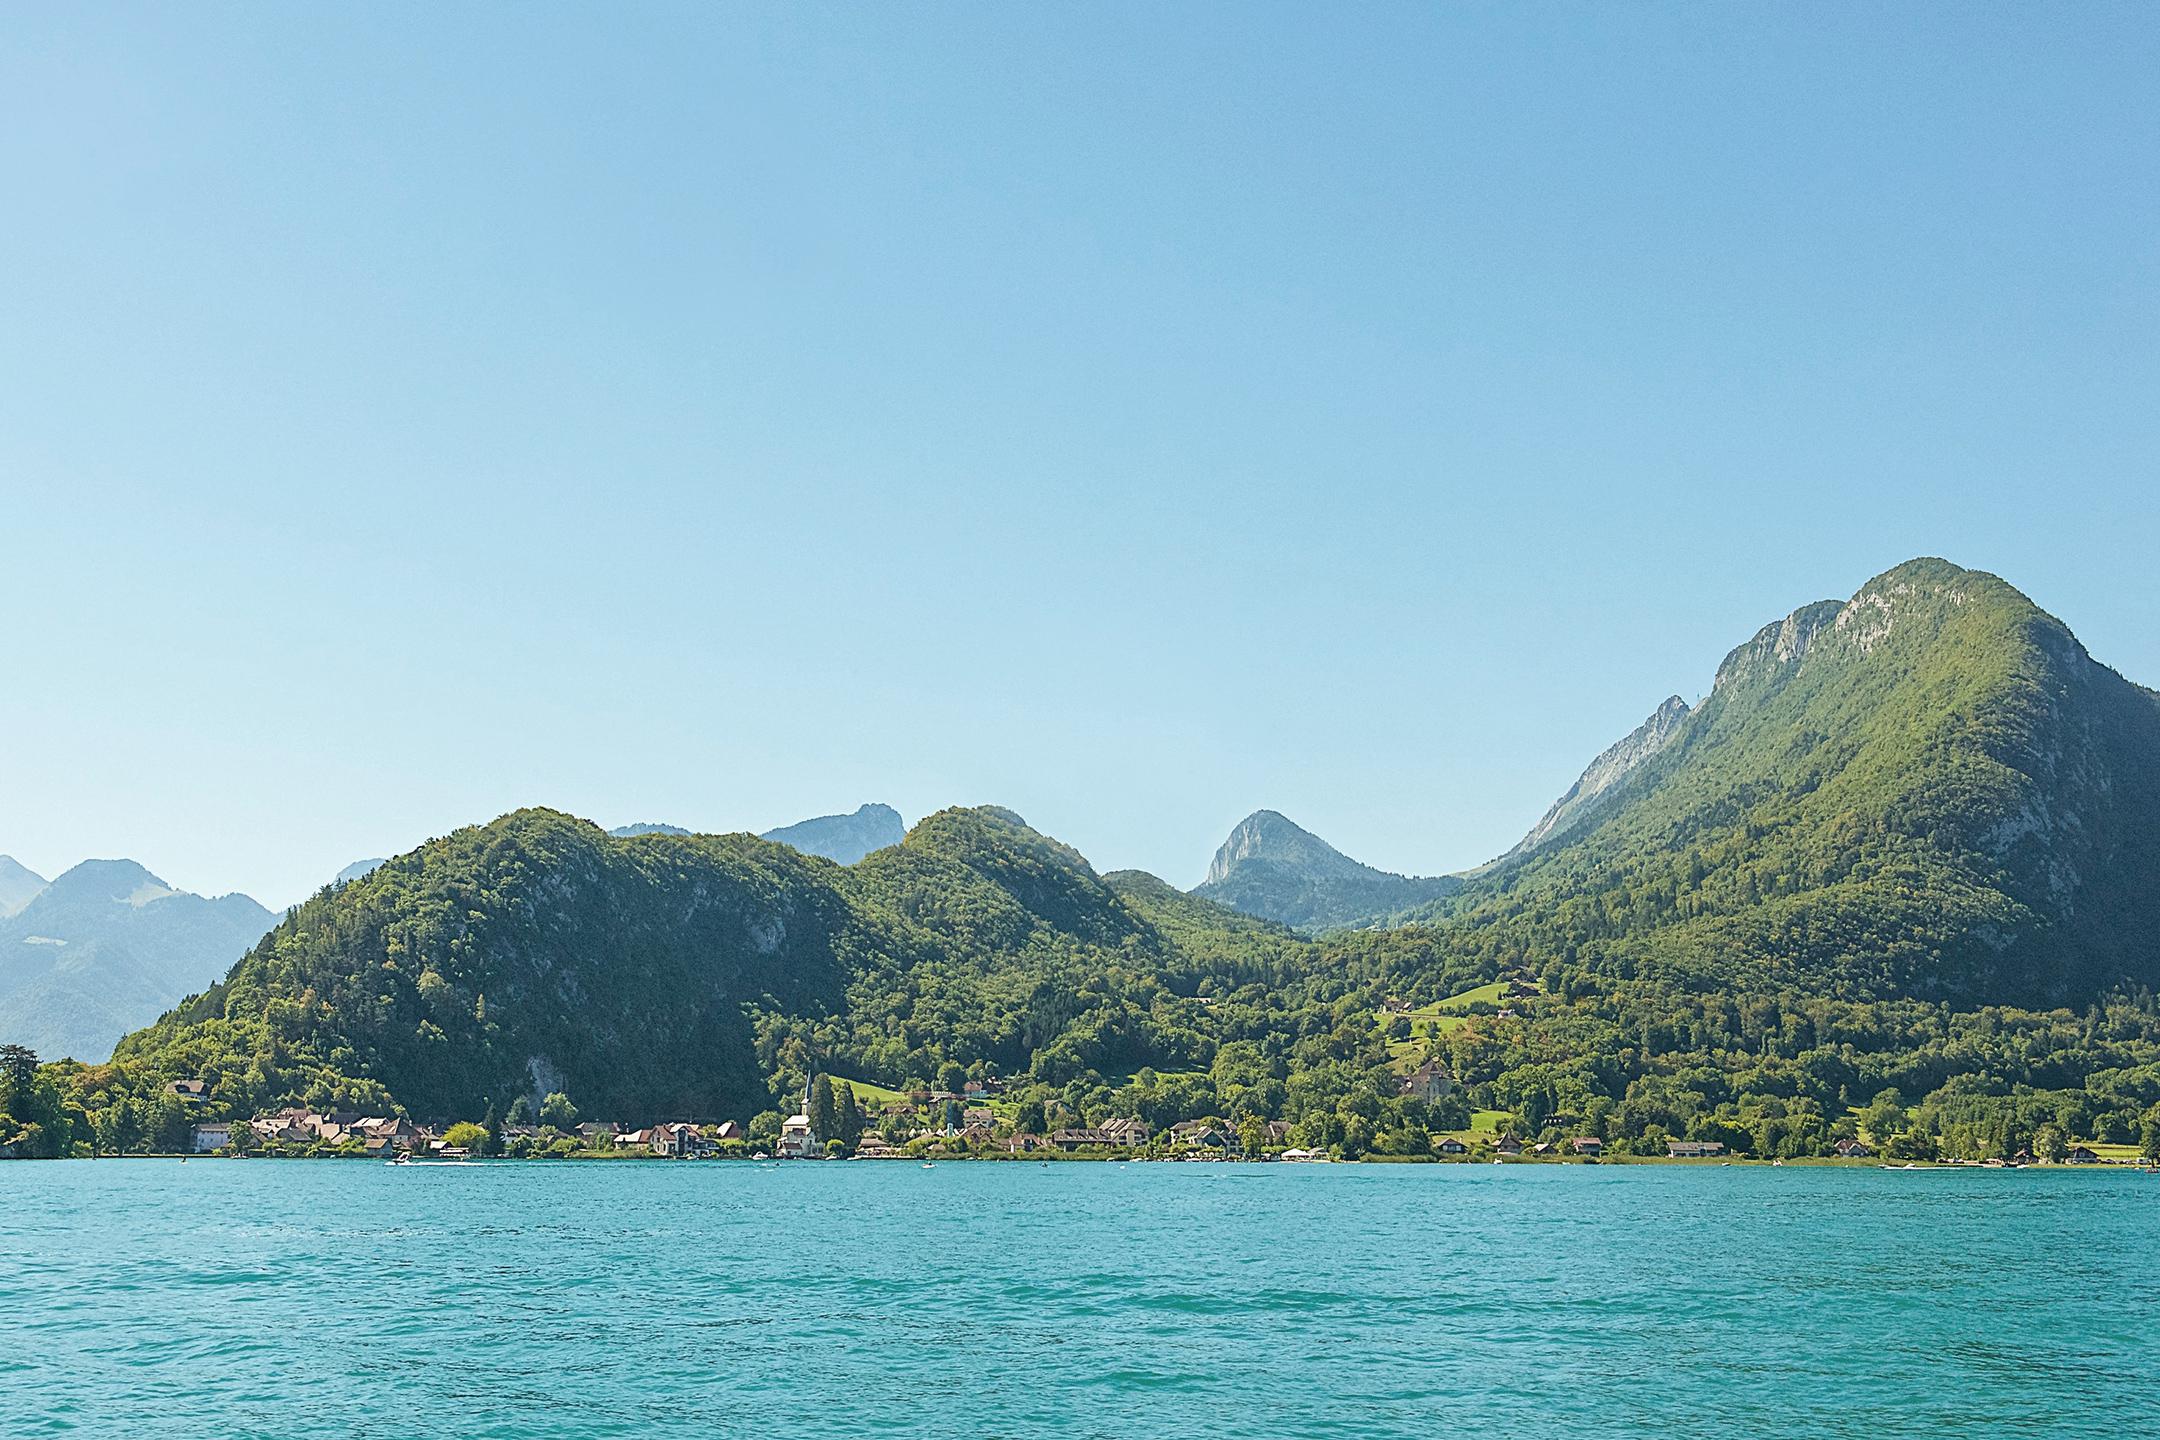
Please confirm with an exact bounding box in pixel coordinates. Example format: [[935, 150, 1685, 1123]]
[[1409, 559, 2160, 1005], [111, 812, 869, 1121], [89, 807, 1427, 1137]]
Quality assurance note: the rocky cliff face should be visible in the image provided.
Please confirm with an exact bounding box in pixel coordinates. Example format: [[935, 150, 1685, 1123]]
[[1195, 810, 1460, 931], [1505, 695, 1692, 860]]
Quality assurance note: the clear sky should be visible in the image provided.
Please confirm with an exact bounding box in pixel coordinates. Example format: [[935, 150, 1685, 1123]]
[[3, 6, 2156, 907]]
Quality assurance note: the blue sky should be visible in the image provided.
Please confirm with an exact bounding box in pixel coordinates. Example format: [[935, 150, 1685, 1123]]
[[3, 6, 2156, 906]]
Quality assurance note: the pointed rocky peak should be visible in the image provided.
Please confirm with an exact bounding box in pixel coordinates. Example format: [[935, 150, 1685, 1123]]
[[1205, 811, 1368, 886], [1196, 811, 1460, 932]]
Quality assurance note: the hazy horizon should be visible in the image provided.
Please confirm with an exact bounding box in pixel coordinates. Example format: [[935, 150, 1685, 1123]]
[[5, 8, 2155, 905]]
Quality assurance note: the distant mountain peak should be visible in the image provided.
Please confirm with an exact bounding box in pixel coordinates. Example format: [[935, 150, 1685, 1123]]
[[45, 858, 179, 907], [0, 855, 49, 917], [761, 803, 905, 865], [1195, 810, 1459, 931], [1205, 810, 1364, 886], [334, 858, 386, 886], [0, 859, 275, 1062], [608, 822, 691, 838]]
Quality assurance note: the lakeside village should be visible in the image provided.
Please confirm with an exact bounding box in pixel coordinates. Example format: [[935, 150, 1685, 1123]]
[[119, 1065, 2151, 1169]]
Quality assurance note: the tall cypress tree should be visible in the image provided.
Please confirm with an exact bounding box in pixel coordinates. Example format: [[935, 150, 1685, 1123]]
[[807, 1074, 836, 1141], [834, 1082, 862, 1148]]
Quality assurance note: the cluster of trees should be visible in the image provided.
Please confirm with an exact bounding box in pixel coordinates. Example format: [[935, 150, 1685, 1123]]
[[1, 1044, 75, 1158], [1418, 960, 2160, 1160]]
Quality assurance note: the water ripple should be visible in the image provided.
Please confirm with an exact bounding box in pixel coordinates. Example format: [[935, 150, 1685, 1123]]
[[2, 1161, 2154, 1438]]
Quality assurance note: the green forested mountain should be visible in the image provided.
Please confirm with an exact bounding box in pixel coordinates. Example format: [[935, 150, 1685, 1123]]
[[28, 558, 2160, 1164], [1412, 559, 2160, 1005], [113, 814, 872, 1121], [1194, 810, 1461, 931], [97, 807, 1402, 1131]]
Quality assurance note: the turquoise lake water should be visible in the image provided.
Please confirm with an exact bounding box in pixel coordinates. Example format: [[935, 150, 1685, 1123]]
[[4, 1161, 2156, 1438]]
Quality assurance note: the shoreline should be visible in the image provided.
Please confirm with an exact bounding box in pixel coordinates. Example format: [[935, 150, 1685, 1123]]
[[46, 1151, 2156, 1172]]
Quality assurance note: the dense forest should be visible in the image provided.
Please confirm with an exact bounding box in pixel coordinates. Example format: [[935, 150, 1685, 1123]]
[[1398, 561, 2160, 1003], [12, 560, 2160, 1164]]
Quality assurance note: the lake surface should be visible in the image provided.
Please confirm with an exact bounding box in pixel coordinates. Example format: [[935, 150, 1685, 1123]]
[[4, 1161, 2155, 1438]]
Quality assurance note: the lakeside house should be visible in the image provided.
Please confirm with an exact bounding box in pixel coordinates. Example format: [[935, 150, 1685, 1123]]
[[651, 1123, 712, 1158], [1167, 1120, 1239, 1153], [1099, 1117, 1150, 1147], [1437, 1137, 1468, 1155], [244, 1108, 424, 1152], [1667, 1140, 1726, 1158], [2064, 1145, 2100, 1164], [1495, 1135, 1523, 1156], [1834, 1139, 1875, 1158], [190, 1122, 232, 1152], [1569, 1137, 1603, 1156], [1051, 1127, 1112, 1151]]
